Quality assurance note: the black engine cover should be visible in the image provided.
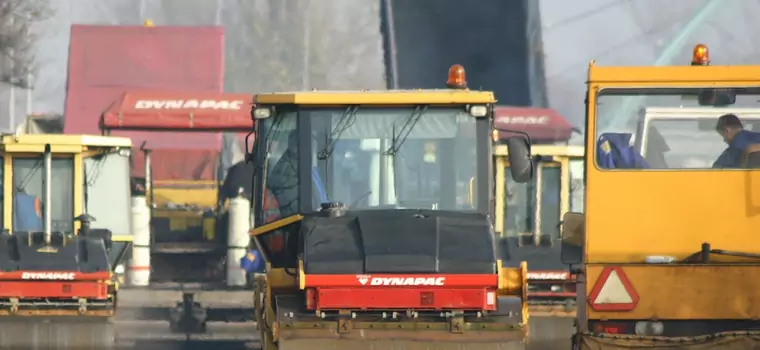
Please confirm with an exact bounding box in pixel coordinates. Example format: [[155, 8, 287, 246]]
[[302, 210, 496, 275], [0, 231, 111, 273]]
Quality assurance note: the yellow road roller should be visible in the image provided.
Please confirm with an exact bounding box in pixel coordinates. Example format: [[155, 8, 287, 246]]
[[0, 134, 133, 349], [247, 65, 530, 350], [507, 44, 760, 349]]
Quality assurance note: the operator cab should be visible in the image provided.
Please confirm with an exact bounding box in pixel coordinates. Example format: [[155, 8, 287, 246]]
[[0, 135, 133, 275], [249, 73, 498, 274]]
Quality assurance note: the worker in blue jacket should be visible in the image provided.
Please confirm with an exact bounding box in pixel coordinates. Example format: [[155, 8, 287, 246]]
[[240, 248, 265, 288], [713, 114, 760, 168]]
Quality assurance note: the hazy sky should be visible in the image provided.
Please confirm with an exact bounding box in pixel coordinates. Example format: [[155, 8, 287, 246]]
[[540, 0, 760, 128], [2, 0, 760, 132]]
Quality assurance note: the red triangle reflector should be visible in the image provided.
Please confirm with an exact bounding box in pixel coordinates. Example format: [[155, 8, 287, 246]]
[[588, 266, 639, 311]]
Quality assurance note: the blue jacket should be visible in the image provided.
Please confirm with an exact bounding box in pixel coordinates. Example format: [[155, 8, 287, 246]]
[[14, 193, 43, 232], [597, 133, 649, 169], [240, 249, 265, 274], [713, 130, 760, 168]]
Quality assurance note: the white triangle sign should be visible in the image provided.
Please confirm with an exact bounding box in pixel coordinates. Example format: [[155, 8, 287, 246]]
[[592, 270, 633, 305]]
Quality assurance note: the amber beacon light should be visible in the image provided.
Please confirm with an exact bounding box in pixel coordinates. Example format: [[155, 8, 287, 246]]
[[446, 64, 468, 89], [691, 44, 710, 66]]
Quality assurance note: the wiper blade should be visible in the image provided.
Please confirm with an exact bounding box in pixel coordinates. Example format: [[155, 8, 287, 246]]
[[385, 105, 428, 155], [318, 106, 359, 160]]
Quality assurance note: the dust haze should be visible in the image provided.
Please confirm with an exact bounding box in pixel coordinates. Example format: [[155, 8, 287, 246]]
[[3, 0, 760, 134]]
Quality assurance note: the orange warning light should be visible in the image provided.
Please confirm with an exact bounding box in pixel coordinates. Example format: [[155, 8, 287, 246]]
[[691, 44, 709, 66], [446, 64, 467, 89], [144, 19, 154, 27]]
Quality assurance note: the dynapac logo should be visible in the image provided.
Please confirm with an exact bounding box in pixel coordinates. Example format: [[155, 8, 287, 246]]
[[496, 116, 549, 125], [21, 272, 76, 280], [527, 272, 569, 280], [356, 275, 446, 286], [134, 99, 245, 110]]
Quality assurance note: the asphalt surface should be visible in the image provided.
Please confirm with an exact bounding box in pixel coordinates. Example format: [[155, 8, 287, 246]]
[[1, 288, 571, 350], [115, 288, 260, 349]]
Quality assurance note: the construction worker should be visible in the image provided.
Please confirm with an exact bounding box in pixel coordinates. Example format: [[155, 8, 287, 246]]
[[219, 160, 253, 205], [713, 114, 760, 168], [240, 248, 264, 287], [219, 159, 280, 223]]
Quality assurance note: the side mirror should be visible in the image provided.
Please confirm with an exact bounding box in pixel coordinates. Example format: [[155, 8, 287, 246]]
[[245, 130, 256, 163], [560, 212, 585, 264], [505, 136, 534, 183]]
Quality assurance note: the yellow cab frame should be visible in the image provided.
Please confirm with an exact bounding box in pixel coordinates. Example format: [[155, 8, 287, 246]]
[[493, 144, 584, 240], [1, 134, 134, 243]]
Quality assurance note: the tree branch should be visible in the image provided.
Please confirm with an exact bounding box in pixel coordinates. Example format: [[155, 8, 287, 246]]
[[0, 0, 52, 88]]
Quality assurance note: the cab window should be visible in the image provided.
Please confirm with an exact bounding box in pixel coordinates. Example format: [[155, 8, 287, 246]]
[[307, 107, 481, 211], [258, 111, 298, 222], [84, 152, 131, 235], [13, 157, 74, 233], [504, 169, 535, 236], [539, 165, 561, 238], [595, 87, 760, 170], [569, 159, 584, 212]]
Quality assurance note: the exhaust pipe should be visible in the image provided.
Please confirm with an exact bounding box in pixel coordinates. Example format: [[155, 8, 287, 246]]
[[44, 143, 52, 245]]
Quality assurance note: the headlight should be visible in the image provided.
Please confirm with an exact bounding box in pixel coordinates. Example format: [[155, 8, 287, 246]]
[[118, 148, 132, 157], [252, 107, 272, 119], [470, 105, 487, 117], [635, 321, 664, 336], [115, 265, 125, 274], [550, 285, 562, 292]]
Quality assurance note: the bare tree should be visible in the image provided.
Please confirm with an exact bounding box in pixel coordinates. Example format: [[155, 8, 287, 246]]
[[157, 0, 220, 26], [0, 0, 52, 88], [224, 0, 382, 93], [307, 0, 384, 90]]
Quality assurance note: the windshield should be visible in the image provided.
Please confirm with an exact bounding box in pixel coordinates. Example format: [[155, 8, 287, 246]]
[[596, 88, 760, 170], [85, 152, 131, 235], [258, 106, 484, 219], [13, 157, 74, 232], [309, 107, 478, 211]]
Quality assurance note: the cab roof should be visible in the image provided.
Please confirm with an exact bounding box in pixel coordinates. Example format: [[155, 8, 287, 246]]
[[254, 89, 496, 105], [588, 63, 760, 84], [0, 134, 132, 153]]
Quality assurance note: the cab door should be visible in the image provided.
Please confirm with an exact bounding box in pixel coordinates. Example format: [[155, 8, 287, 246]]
[[495, 151, 566, 245], [494, 149, 536, 243]]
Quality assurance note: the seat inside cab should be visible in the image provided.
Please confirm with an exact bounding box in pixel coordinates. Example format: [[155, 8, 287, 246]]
[[742, 144, 760, 168]]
